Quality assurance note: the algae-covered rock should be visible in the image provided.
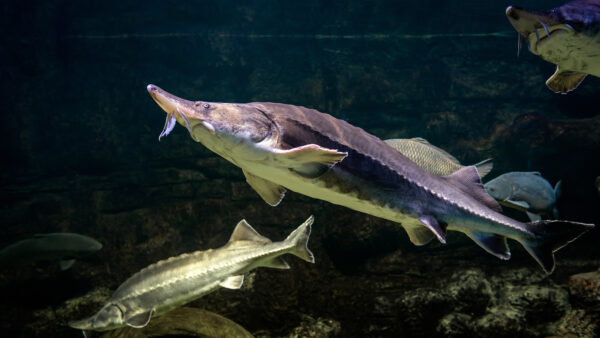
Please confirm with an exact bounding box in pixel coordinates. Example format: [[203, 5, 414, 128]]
[[568, 268, 600, 306], [550, 309, 599, 338], [100, 307, 253, 338]]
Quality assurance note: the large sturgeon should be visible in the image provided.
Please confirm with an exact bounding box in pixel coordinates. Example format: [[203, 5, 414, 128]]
[[147, 84, 594, 273], [506, 0, 600, 93], [69, 216, 314, 332]]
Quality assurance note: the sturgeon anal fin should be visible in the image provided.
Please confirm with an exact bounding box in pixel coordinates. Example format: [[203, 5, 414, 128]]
[[473, 158, 493, 178], [229, 220, 272, 244], [445, 166, 502, 213], [261, 257, 291, 269], [126, 309, 154, 328], [546, 67, 587, 94], [242, 169, 286, 206], [158, 113, 177, 141], [59, 259, 76, 271], [526, 211, 542, 222], [419, 215, 446, 244], [501, 199, 530, 211], [406, 227, 436, 246], [274, 144, 347, 178], [466, 232, 511, 260], [220, 275, 245, 289]]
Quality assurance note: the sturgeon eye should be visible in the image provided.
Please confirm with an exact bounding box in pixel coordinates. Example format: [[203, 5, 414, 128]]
[[203, 103, 210, 109]]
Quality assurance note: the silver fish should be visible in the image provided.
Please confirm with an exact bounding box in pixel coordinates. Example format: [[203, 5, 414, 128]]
[[384, 137, 493, 177], [506, 0, 600, 93], [146, 84, 594, 273], [484, 172, 562, 222], [0, 233, 102, 270], [69, 216, 314, 332]]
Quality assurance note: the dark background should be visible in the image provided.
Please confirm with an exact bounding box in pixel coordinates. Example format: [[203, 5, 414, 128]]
[[1, 0, 599, 337]]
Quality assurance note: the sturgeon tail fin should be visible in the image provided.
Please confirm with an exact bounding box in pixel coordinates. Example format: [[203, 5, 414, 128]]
[[285, 215, 315, 263], [519, 220, 594, 274]]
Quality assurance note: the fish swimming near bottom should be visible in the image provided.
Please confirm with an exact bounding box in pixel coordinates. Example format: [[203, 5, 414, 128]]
[[0, 233, 102, 270], [484, 172, 561, 222], [505, 0, 600, 93], [384, 138, 493, 177], [147, 84, 594, 273], [69, 216, 314, 332]]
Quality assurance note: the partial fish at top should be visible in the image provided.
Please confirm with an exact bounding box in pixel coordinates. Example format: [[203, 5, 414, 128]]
[[69, 216, 314, 332], [384, 137, 493, 177], [506, 0, 600, 93], [147, 84, 594, 273]]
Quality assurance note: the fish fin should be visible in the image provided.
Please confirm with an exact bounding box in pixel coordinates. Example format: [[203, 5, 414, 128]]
[[405, 226, 436, 246], [466, 232, 511, 260], [220, 275, 245, 289], [444, 166, 502, 213], [519, 220, 594, 274], [228, 220, 271, 244], [274, 144, 347, 178], [526, 211, 542, 222], [126, 309, 154, 328], [503, 199, 530, 211], [546, 67, 587, 94], [59, 259, 76, 271], [418, 215, 446, 244], [242, 169, 286, 206], [158, 113, 177, 141], [554, 180, 562, 200], [473, 158, 493, 178], [262, 257, 291, 269], [284, 215, 315, 263], [530, 171, 542, 176]]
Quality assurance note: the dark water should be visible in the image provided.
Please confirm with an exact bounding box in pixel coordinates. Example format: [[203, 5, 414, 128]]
[[1, 0, 599, 337]]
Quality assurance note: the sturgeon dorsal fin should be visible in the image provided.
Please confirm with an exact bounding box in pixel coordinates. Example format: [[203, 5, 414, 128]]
[[229, 220, 271, 244], [445, 166, 502, 213], [126, 309, 154, 328], [242, 169, 286, 206], [546, 67, 587, 94]]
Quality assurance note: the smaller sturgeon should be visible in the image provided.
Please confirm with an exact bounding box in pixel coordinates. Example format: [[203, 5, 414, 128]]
[[384, 138, 493, 177], [506, 0, 600, 93], [69, 216, 314, 332]]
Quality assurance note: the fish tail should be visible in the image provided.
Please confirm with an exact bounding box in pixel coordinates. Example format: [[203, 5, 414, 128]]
[[284, 215, 315, 263], [518, 220, 594, 273], [473, 158, 493, 178]]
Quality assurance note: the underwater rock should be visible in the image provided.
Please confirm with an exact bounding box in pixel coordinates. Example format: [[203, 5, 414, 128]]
[[100, 307, 253, 338], [568, 268, 600, 306], [281, 315, 341, 338], [550, 309, 599, 338]]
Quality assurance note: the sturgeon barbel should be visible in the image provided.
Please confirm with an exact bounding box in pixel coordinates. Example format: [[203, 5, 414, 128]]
[[69, 216, 314, 332], [147, 84, 594, 273]]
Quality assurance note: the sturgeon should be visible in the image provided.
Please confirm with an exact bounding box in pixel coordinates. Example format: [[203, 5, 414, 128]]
[[506, 0, 600, 93], [69, 216, 314, 332], [146, 84, 594, 273]]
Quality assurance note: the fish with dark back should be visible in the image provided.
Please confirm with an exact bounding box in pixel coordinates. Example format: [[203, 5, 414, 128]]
[[147, 84, 594, 274]]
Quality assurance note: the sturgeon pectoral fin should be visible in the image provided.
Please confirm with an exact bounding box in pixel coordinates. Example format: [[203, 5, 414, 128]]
[[243, 169, 286, 206], [466, 232, 511, 260], [406, 226, 436, 246], [229, 220, 272, 244], [126, 309, 154, 328], [220, 275, 245, 289], [546, 67, 587, 94], [419, 215, 446, 244], [59, 259, 76, 270], [158, 113, 177, 141], [273, 144, 347, 178]]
